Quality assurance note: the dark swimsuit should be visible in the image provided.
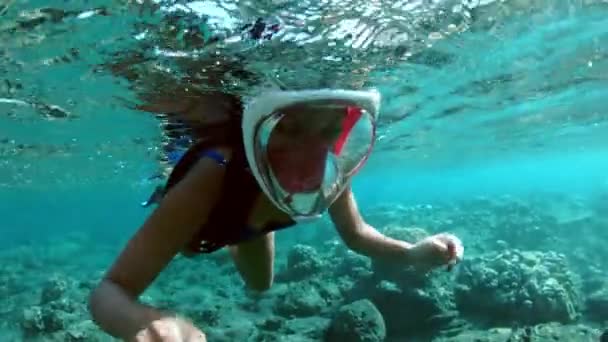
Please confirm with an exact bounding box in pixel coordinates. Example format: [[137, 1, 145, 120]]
[[143, 136, 297, 255]]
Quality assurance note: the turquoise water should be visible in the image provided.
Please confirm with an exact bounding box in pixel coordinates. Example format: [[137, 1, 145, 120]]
[[1, 0, 608, 341]]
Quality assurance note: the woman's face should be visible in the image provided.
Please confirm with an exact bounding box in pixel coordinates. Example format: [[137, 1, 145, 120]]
[[266, 102, 349, 193]]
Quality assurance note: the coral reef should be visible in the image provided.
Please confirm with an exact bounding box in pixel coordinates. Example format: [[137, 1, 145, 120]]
[[278, 244, 326, 282], [434, 323, 601, 342], [20, 273, 103, 341], [2, 193, 607, 341], [454, 249, 582, 325], [326, 299, 386, 342], [274, 281, 327, 318], [585, 284, 608, 323]]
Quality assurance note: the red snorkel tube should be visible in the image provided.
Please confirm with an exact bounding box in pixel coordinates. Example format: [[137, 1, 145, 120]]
[[333, 106, 362, 155]]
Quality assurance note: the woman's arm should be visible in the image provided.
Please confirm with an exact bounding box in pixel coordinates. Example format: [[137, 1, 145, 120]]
[[328, 187, 415, 262], [328, 187, 462, 269], [89, 147, 231, 340]]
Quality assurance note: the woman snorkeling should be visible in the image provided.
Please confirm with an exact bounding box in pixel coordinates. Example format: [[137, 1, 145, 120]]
[[88, 9, 464, 342], [88, 87, 464, 341]]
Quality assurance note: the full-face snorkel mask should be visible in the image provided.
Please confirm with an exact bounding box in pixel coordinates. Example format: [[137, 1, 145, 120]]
[[242, 89, 381, 221]]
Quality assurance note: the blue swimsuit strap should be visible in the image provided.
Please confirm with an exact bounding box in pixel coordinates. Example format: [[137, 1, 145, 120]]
[[199, 149, 228, 166], [141, 148, 229, 208], [168, 149, 227, 167]]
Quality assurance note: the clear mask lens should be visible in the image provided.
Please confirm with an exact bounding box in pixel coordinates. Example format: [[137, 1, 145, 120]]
[[253, 100, 376, 218]]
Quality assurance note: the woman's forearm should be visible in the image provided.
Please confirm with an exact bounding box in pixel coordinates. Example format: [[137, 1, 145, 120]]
[[347, 223, 416, 264], [89, 279, 168, 340]]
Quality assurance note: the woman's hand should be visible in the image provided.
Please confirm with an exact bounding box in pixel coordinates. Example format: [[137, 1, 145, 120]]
[[130, 316, 207, 342], [408, 233, 464, 272]]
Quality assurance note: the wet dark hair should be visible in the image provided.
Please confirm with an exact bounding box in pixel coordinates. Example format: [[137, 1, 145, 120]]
[[101, 42, 261, 177], [105, 46, 258, 144]]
